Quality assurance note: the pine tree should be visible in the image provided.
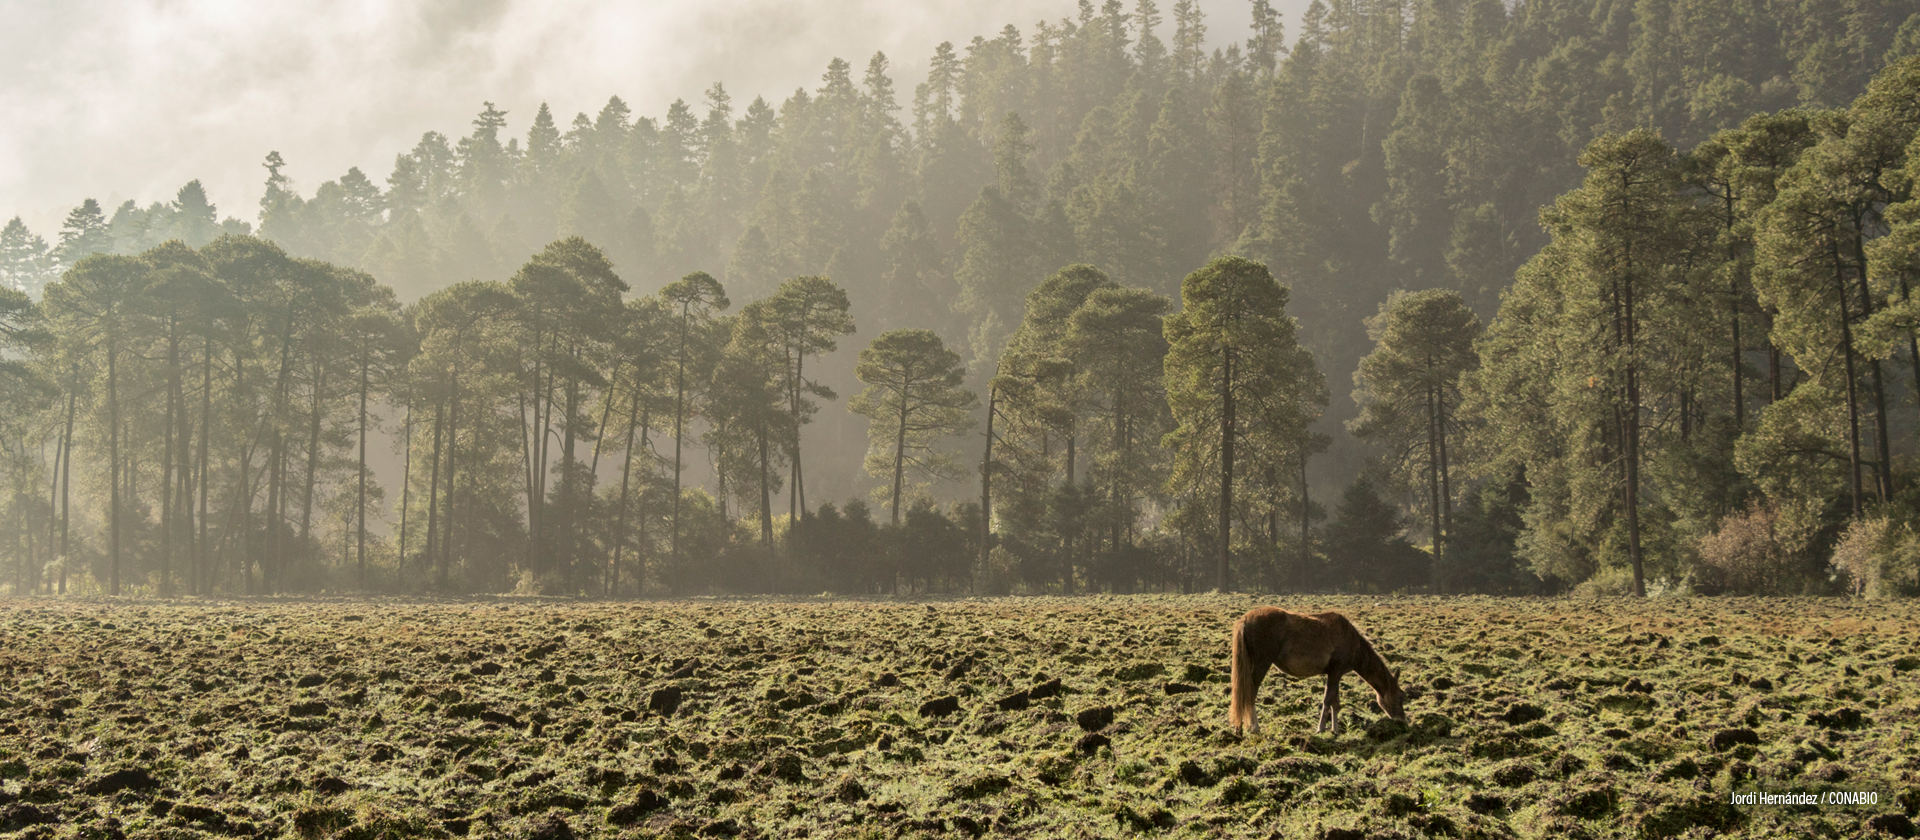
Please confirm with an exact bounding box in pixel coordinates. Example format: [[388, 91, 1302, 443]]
[[1350, 289, 1482, 585], [0, 218, 55, 298], [54, 199, 110, 266], [1163, 256, 1325, 591], [850, 329, 978, 524]]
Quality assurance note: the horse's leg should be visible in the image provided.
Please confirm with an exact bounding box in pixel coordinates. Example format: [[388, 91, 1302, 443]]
[[1315, 677, 1330, 733], [1247, 663, 1267, 735], [1322, 672, 1343, 735]]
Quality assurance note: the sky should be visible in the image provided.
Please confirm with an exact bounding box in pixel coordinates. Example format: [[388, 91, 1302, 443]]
[[0, 0, 1310, 241]]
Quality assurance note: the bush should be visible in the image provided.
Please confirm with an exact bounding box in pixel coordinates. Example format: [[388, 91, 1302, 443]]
[[1324, 476, 1429, 593], [1571, 566, 1695, 598], [1694, 500, 1826, 594], [1833, 516, 1920, 598], [1571, 565, 1640, 597], [982, 546, 1018, 596]]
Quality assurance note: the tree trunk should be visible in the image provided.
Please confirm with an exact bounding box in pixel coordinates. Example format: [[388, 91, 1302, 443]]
[[1868, 358, 1892, 502], [1115, 393, 1129, 550], [1731, 272, 1745, 429], [636, 410, 653, 595], [790, 348, 801, 526], [1836, 257, 1865, 517], [265, 434, 281, 594], [161, 320, 179, 597], [1767, 309, 1783, 403], [1437, 387, 1452, 535], [1426, 376, 1442, 592], [520, 359, 541, 577], [399, 403, 412, 575], [266, 323, 295, 594], [425, 402, 444, 586], [1065, 427, 1076, 486], [174, 325, 193, 598], [1904, 279, 1920, 449], [299, 366, 325, 550], [758, 415, 773, 549], [794, 351, 808, 522], [356, 357, 369, 589], [613, 392, 644, 598], [590, 377, 616, 475], [1063, 417, 1076, 596], [444, 361, 461, 591], [1218, 349, 1234, 593], [59, 380, 74, 595], [197, 341, 212, 595], [232, 347, 254, 595], [559, 373, 580, 592], [43, 406, 62, 594], [1299, 448, 1310, 592], [1853, 227, 1894, 502], [892, 372, 909, 526], [107, 343, 121, 596], [1624, 263, 1645, 599], [980, 385, 995, 586], [671, 317, 688, 579]]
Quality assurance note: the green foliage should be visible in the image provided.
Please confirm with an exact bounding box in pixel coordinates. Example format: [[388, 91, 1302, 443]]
[[0, 217, 56, 299], [1163, 256, 1325, 591], [1441, 471, 1540, 595], [8, 5, 1920, 597], [1833, 510, 1920, 597], [1322, 476, 1429, 593], [1696, 499, 1831, 594], [1350, 289, 1480, 579], [849, 329, 978, 525]]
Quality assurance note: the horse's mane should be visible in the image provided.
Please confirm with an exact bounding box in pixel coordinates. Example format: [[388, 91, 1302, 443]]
[[1337, 615, 1396, 688]]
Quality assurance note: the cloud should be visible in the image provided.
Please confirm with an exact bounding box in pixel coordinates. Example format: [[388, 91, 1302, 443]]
[[0, 0, 1282, 237]]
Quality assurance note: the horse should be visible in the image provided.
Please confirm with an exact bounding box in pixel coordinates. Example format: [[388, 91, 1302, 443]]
[[1228, 607, 1407, 735]]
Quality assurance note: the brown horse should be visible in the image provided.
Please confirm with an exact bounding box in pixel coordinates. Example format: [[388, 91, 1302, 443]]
[[1228, 607, 1407, 735]]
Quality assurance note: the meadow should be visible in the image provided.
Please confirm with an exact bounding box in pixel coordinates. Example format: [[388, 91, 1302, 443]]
[[1, 595, 1916, 839]]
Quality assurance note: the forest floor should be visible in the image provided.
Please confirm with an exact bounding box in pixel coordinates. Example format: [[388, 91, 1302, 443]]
[[1, 594, 1917, 839]]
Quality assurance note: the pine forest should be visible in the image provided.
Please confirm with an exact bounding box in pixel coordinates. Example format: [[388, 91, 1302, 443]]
[[6, 0, 1920, 600]]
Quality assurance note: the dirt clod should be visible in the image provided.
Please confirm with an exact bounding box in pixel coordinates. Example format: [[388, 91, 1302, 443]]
[[1075, 705, 1115, 732], [919, 694, 962, 718], [1710, 728, 1761, 751]]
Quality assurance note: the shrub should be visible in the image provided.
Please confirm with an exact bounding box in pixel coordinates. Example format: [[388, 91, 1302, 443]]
[[1832, 516, 1920, 598], [1571, 566, 1638, 597], [1694, 500, 1824, 594]]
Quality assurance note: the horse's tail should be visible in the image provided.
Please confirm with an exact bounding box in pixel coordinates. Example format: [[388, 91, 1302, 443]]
[[1228, 616, 1253, 732]]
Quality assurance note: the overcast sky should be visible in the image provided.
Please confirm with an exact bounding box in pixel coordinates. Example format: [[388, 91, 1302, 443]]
[[1, 0, 1307, 239]]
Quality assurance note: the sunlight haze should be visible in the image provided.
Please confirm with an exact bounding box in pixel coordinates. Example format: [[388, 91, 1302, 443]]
[[1, 0, 1295, 235]]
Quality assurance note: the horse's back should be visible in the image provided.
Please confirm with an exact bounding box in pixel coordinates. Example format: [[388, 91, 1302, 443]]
[[1236, 607, 1352, 677], [1240, 607, 1352, 636], [1309, 611, 1360, 635]]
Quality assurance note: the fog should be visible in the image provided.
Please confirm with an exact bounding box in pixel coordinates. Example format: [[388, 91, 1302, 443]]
[[1, 0, 1302, 237]]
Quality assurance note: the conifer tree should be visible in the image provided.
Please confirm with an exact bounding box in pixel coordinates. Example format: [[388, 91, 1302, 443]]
[[1163, 256, 1324, 591], [850, 329, 978, 524], [0, 218, 54, 298], [1350, 289, 1481, 584]]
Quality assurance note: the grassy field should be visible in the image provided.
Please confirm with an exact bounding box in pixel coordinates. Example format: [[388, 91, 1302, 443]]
[[1, 595, 1916, 839]]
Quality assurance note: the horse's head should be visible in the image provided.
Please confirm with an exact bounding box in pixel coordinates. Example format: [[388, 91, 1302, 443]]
[[1377, 667, 1408, 722]]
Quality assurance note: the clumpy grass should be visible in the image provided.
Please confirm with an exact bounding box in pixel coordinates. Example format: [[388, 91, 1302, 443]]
[[0, 595, 1916, 837]]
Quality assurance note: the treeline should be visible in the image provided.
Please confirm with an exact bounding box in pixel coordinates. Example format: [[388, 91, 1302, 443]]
[[0, 222, 1328, 596], [1457, 59, 1920, 598], [4, 0, 1919, 597]]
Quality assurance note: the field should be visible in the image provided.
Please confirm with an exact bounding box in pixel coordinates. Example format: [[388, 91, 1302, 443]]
[[2, 595, 1917, 839]]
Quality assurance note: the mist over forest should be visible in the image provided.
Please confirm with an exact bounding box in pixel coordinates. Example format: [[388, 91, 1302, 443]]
[[3, 0, 1920, 599]]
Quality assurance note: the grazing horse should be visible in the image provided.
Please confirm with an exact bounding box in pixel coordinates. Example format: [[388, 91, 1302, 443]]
[[1228, 607, 1407, 735]]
